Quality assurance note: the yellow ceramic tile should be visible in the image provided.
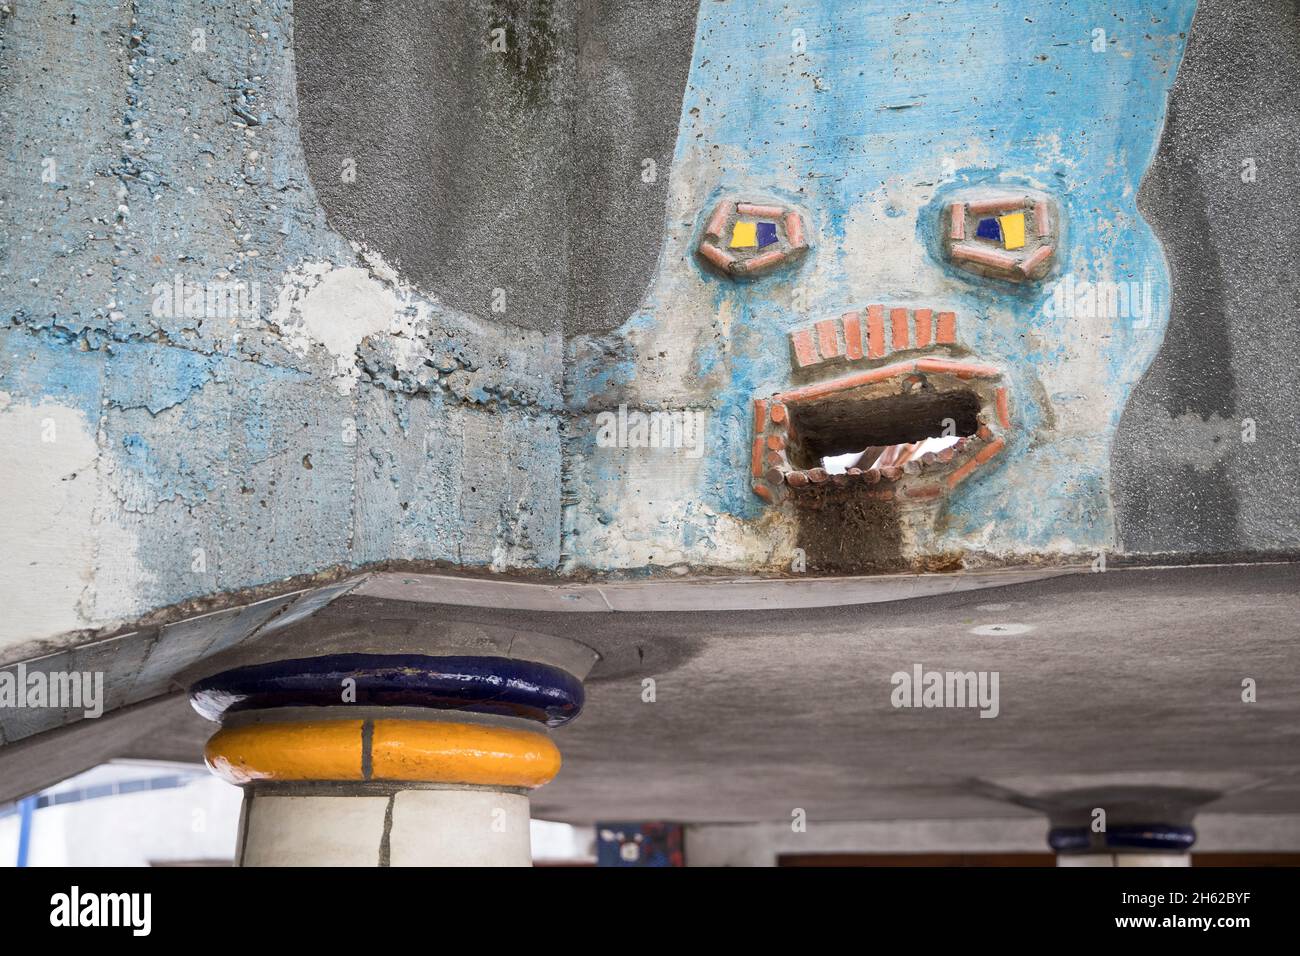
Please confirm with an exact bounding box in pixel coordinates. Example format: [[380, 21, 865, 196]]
[[999, 212, 1026, 250], [371, 720, 561, 788], [205, 720, 364, 784], [730, 221, 758, 248]]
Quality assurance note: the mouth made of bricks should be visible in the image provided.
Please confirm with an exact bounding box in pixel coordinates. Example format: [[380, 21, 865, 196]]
[[751, 356, 1011, 504]]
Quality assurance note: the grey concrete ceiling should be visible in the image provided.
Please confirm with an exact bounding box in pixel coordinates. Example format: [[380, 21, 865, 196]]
[[5, 563, 1296, 824]]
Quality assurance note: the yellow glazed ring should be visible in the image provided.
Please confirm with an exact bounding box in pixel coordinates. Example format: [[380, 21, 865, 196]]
[[205, 719, 561, 789]]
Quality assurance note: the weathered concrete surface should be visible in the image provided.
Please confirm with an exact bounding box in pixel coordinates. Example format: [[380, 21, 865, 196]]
[[1115, 0, 1300, 559], [294, 0, 698, 335], [0, 0, 562, 649], [564, 0, 1202, 574], [2, 1, 1298, 655]]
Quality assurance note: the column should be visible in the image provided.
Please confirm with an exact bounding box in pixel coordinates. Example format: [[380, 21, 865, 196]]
[[187, 652, 585, 866], [1050, 823, 1196, 867]]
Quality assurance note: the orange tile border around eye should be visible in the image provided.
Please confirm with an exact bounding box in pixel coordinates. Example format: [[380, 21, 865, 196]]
[[698, 242, 735, 271], [737, 202, 786, 219], [1018, 245, 1055, 277], [951, 244, 1019, 270], [966, 195, 1027, 215], [704, 201, 733, 239], [949, 202, 965, 240], [737, 248, 787, 274], [784, 211, 805, 248]]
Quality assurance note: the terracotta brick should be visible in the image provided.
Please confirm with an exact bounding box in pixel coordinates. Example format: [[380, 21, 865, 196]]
[[949, 203, 965, 240], [916, 356, 1000, 379], [946, 457, 979, 488], [866, 304, 886, 358], [890, 308, 909, 350], [951, 244, 1018, 270], [766, 433, 785, 451], [977, 424, 994, 441], [784, 211, 805, 248], [738, 249, 787, 274], [807, 467, 829, 484], [967, 195, 1024, 215], [816, 318, 840, 360], [786, 470, 810, 488], [914, 308, 933, 348], [699, 242, 735, 272], [765, 467, 786, 485], [770, 402, 787, 424], [905, 485, 943, 499], [765, 450, 785, 467], [868, 489, 895, 501], [1017, 244, 1054, 277], [737, 202, 786, 219], [705, 202, 732, 239], [996, 387, 1011, 428], [790, 329, 819, 368], [880, 466, 902, 481], [751, 438, 765, 479], [753, 399, 767, 433], [753, 483, 775, 502], [935, 311, 957, 345], [947, 437, 1005, 489], [974, 436, 1005, 464], [841, 311, 863, 360], [1034, 201, 1051, 238], [776, 359, 917, 404]]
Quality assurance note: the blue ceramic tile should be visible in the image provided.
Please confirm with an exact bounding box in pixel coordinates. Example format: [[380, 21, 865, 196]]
[[975, 217, 1002, 242], [756, 221, 779, 248], [189, 654, 585, 726]]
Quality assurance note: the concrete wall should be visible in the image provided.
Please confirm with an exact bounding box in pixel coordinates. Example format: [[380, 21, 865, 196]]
[[0, 0, 562, 649], [2, 0, 1298, 646]]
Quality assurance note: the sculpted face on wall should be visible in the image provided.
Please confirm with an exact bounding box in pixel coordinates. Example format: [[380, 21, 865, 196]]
[[567, 0, 1198, 574]]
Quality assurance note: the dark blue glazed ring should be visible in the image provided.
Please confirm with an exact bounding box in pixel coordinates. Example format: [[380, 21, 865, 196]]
[[189, 654, 583, 727], [1048, 824, 1196, 853]]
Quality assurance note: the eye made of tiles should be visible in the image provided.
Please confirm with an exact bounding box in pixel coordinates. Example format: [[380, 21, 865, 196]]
[[942, 192, 1059, 283], [696, 198, 809, 279]]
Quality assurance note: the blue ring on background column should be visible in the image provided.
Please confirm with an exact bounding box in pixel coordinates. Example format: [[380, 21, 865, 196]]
[[1048, 824, 1196, 853], [189, 654, 584, 726]]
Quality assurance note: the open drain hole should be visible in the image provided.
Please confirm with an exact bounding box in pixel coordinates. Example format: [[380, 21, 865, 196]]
[[787, 389, 982, 473]]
